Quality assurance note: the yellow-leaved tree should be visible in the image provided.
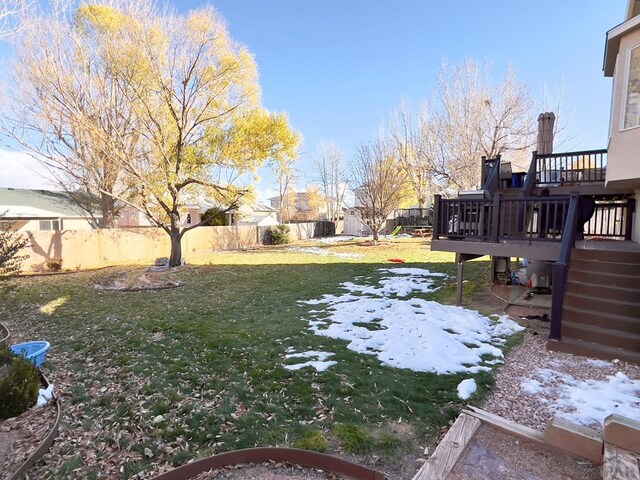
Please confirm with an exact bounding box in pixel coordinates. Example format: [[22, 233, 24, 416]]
[[305, 185, 325, 220], [11, 2, 300, 265], [115, 6, 300, 265]]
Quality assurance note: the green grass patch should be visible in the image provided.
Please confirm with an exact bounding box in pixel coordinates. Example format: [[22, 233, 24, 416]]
[[0, 238, 514, 478], [292, 430, 328, 452], [334, 423, 374, 454]]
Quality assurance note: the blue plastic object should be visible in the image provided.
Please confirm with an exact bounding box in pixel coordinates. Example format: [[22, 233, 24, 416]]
[[10, 341, 50, 368]]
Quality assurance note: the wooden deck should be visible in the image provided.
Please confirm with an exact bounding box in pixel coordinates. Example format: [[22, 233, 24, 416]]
[[431, 238, 563, 262], [576, 239, 640, 252]]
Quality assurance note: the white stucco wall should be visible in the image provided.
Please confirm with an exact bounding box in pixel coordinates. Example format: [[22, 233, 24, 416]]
[[607, 27, 640, 190]]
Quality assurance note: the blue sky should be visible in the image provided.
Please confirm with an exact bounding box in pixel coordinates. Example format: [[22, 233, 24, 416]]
[[191, 0, 627, 198], [0, 1, 629, 200]]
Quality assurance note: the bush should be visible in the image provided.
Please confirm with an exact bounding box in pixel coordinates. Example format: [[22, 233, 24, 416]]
[[270, 225, 291, 245], [200, 207, 228, 226], [45, 258, 63, 272], [0, 344, 40, 420], [0, 215, 29, 276]]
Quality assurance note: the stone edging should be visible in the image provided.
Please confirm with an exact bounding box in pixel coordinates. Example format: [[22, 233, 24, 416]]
[[7, 373, 62, 480], [0, 321, 9, 344]]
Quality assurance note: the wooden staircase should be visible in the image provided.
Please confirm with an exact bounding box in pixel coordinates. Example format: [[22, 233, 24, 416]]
[[548, 247, 640, 363]]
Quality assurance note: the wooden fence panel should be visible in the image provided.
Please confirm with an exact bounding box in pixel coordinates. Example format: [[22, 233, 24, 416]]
[[16, 222, 332, 271]]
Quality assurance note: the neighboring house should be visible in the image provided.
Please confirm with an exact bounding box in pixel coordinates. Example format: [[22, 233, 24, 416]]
[[0, 187, 99, 231], [430, 0, 640, 363], [117, 204, 206, 228], [268, 192, 333, 221], [117, 205, 153, 227], [343, 187, 395, 236], [228, 202, 279, 227]]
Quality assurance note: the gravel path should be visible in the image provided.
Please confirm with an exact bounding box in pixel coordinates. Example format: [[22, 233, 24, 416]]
[[482, 328, 640, 432], [448, 424, 600, 480]]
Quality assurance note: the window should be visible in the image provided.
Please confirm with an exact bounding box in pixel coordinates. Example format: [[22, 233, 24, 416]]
[[39, 220, 61, 231], [623, 44, 640, 129]]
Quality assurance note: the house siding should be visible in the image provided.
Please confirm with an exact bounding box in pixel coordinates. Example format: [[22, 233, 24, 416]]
[[6, 217, 94, 232], [607, 27, 640, 190]]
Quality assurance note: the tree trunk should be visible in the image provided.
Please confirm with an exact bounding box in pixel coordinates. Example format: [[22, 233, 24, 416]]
[[169, 229, 182, 267], [372, 226, 379, 243], [100, 193, 117, 229]]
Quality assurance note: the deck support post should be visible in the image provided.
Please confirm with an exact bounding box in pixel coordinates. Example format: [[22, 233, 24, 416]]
[[455, 253, 483, 306], [432, 195, 441, 240], [491, 192, 502, 242], [456, 253, 464, 305]]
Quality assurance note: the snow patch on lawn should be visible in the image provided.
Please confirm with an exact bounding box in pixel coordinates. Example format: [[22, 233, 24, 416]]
[[457, 379, 477, 400], [314, 236, 358, 243], [285, 350, 334, 361], [284, 350, 337, 372], [300, 268, 524, 374], [286, 246, 364, 259], [379, 267, 447, 277], [522, 369, 640, 427]]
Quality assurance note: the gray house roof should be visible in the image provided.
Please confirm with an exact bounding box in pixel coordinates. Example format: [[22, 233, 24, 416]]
[[0, 188, 94, 219]]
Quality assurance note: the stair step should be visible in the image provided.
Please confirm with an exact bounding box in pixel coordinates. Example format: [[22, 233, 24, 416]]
[[570, 258, 640, 277], [572, 248, 640, 264], [562, 321, 640, 351], [565, 281, 640, 303], [567, 269, 639, 287], [562, 306, 640, 333], [547, 338, 640, 364], [564, 293, 640, 318]]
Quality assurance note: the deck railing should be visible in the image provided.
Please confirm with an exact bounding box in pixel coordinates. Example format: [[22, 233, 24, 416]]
[[433, 195, 571, 243], [394, 207, 432, 227], [584, 198, 635, 239], [536, 149, 607, 186]]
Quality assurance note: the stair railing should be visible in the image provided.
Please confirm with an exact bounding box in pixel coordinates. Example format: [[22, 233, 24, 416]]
[[522, 151, 538, 197], [550, 192, 580, 340], [481, 155, 501, 194]]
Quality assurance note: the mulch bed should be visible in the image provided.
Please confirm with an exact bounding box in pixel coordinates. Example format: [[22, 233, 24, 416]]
[[92, 269, 184, 292], [191, 462, 341, 479]]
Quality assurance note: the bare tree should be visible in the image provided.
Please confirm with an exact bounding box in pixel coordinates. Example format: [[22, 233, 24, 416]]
[[312, 142, 347, 222], [274, 157, 298, 223], [350, 139, 409, 243], [0, 0, 33, 39], [538, 78, 580, 152], [5, 0, 147, 227], [387, 98, 437, 209], [430, 59, 535, 192]]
